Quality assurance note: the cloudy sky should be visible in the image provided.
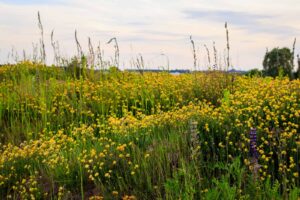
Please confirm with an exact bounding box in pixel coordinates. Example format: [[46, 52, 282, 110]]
[[0, 0, 299, 70]]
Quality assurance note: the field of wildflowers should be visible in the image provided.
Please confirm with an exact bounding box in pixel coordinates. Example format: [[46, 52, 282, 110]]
[[0, 62, 300, 199]]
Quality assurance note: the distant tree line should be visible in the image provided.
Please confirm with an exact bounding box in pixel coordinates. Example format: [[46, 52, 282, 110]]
[[246, 47, 300, 79]]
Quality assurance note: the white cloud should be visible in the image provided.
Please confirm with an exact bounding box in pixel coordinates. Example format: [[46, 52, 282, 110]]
[[0, 0, 299, 70]]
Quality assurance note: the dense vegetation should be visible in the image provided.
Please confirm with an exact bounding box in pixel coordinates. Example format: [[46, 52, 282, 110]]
[[262, 47, 300, 79], [0, 62, 300, 199]]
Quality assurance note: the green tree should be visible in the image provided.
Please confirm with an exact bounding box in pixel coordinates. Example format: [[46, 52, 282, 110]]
[[245, 68, 262, 77], [296, 55, 300, 79], [263, 47, 293, 78]]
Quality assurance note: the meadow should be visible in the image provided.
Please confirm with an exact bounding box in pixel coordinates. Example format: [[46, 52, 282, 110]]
[[0, 62, 300, 199]]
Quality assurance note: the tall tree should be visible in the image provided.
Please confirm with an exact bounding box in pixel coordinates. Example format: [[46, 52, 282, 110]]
[[263, 47, 293, 78]]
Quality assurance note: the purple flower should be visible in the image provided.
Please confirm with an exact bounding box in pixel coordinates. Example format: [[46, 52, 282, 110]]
[[249, 128, 258, 159]]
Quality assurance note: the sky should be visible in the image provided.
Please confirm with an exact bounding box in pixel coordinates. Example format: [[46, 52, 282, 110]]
[[0, 0, 300, 71]]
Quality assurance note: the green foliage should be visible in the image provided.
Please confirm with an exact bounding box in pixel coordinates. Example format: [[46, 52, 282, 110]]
[[108, 66, 120, 73], [278, 66, 285, 79], [222, 89, 230, 106], [263, 47, 293, 78], [289, 187, 300, 200], [1, 62, 300, 199], [296, 56, 300, 79], [245, 68, 262, 77], [164, 163, 197, 200], [263, 178, 281, 200], [65, 56, 87, 79], [203, 158, 244, 200]]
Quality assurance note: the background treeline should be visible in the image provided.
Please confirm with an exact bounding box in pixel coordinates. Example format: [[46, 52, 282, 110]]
[[246, 46, 300, 79]]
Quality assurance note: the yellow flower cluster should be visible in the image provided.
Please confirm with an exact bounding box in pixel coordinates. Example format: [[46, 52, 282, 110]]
[[0, 124, 138, 198], [1, 63, 300, 198], [105, 76, 300, 183]]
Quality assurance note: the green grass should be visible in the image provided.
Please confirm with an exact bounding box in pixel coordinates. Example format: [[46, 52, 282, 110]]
[[0, 62, 299, 199]]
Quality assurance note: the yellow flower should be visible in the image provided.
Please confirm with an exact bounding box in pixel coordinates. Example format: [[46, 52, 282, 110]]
[[144, 153, 150, 158], [204, 123, 209, 132]]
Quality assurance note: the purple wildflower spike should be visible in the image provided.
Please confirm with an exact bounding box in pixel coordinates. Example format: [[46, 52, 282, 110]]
[[249, 128, 258, 159]]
